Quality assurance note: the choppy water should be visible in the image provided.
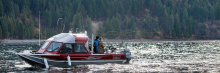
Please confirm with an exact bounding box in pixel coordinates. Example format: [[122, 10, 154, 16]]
[[1, 40, 220, 72]]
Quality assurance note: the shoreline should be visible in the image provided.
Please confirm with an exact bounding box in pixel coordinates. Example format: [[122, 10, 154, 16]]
[[1, 39, 220, 43], [103, 39, 220, 42], [0, 39, 45, 43]]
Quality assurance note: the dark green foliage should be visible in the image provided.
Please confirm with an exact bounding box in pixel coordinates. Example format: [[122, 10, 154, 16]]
[[0, 0, 219, 39], [17, 19, 23, 39], [197, 23, 206, 38], [0, 26, 2, 38], [85, 16, 93, 37], [215, 2, 220, 20], [0, 0, 4, 16], [1, 16, 8, 38], [173, 13, 181, 37]]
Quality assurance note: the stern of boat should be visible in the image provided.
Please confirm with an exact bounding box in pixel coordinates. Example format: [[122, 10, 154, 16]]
[[120, 50, 131, 64]]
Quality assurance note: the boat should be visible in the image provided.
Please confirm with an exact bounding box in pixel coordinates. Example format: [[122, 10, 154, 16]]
[[18, 32, 131, 68]]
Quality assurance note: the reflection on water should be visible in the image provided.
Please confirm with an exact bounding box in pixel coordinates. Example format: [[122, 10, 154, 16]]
[[1, 40, 220, 72]]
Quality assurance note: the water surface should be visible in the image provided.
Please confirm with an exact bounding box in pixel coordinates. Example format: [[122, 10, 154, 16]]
[[1, 40, 220, 72]]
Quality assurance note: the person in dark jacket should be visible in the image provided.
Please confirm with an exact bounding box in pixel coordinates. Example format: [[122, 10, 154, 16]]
[[93, 36, 100, 53], [98, 37, 105, 54]]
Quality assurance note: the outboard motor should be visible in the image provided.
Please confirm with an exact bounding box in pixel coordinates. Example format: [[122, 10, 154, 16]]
[[120, 50, 131, 64]]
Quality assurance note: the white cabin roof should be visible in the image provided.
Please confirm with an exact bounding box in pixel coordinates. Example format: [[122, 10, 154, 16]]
[[47, 33, 88, 43], [47, 33, 75, 43]]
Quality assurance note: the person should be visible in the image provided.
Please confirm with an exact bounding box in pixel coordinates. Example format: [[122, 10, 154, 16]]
[[93, 36, 100, 53], [98, 37, 105, 54]]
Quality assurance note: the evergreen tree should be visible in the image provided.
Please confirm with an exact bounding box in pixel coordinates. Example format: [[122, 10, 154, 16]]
[[30, 19, 34, 39], [0, 0, 218, 39], [0, 0, 4, 16], [7, 17, 15, 38], [208, 4, 215, 24], [143, 14, 152, 37], [86, 16, 92, 36], [44, 9, 52, 27], [153, 17, 160, 36], [162, 10, 170, 36], [130, 16, 136, 38], [8, 1, 15, 18], [76, 3, 86, 17], [198, 23, 206, 38], [170, 14, 174, 37], [18, 19, 23, 39], [215, 3, 220, 20], [0, 26, 2, 39], [1, 16, 8, 38], [73, 13, 83, 32], [148, 0, 154, 13], [182, 8, 189, 37], [113, 14, 121, 35], [174, 14, 181, 37], [156, 0, 165, 17], [14, 4, 20, 17]]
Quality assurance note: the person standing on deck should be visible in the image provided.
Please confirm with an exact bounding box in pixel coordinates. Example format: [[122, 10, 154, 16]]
[[98, 37, 105, 54], [93, 36, 100, 53]]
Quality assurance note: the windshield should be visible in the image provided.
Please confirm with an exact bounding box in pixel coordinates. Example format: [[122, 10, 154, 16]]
[[46, 42, 63, 52], [41, 41, 50, 49]]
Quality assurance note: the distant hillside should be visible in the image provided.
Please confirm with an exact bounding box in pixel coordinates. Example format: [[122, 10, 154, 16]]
[[0, 0, 220, 39]]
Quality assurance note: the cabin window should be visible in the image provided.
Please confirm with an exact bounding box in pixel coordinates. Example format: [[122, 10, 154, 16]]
[[59, 44, 87, 54], [46, 42, 63, 52], [41, 41, 50, 49], [85, 40, 88, 48]]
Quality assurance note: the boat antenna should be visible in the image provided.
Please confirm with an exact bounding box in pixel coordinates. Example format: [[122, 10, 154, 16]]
[[57, 18, 65, 33], [57, 18, 63, 26], [91, 34, 94, 54], [62, 22, 65, 33], [39, 11, 40, 46]]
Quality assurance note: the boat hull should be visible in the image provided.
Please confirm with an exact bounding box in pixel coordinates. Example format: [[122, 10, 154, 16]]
[[18, 54, 126, 68]]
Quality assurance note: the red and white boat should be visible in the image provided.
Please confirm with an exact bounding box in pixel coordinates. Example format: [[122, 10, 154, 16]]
[[18, 32, 131, 68]]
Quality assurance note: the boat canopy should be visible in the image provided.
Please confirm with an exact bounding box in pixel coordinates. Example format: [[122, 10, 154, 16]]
[[47, 33, 88, 43], [48, 33, 75, 43]]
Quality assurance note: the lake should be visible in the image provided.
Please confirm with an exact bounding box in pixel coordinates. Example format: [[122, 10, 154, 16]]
[[1, 40, 220, 72]]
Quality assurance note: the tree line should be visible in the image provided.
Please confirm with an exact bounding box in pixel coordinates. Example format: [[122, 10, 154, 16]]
[[0, 0, 219, 39]]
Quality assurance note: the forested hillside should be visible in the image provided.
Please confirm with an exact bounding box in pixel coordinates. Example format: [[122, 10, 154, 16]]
[[0, 0, 220, 39]]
